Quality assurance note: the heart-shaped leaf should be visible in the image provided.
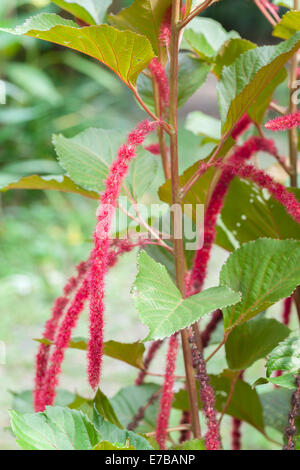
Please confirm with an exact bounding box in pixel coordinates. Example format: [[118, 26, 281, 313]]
[[133, 251, 241, 341], [1, 14, 154, 87], [220, 239, 300, 332]]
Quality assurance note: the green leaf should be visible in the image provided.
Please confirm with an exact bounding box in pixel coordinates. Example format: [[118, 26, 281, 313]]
[[225, 317, 290, 370], [133, 251, 241, 341], [183, 17, 239, 62], [110, 383, 160, 429], [53, 128, 159, 200], [220, 239, 300, 332], [220, 179, 300, 245], [0, 174, 99, 199], [52, 0, 112, 25], [11, 406, 100, 450], [214, 38, 256, 79], [11, 389, 76, 414], [266, 336, 300, 377], [94, 441, 136, 450], [1, 14, 154, 87], [173, 439, 206, 450], [35, 337, 145, 370], [248, 68, 287, 124], [173, 370, 265, 433], [93, 406, 153, 450], [217, 31, 300, 135], [253, 373, 297, 390], [273, 10, 300, 40], [94, 390, 123, 429], [108, 0, 171, 55], [185, 111, 221, 143]]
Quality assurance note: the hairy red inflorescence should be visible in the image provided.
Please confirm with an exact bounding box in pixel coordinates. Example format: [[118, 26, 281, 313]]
[[149, 58, 170, 112], [231, 114, 252, 140], [145, 143, 162, 155], [88, 120, 159, 390], [34, 261, 88, 412], [192, 343, 221, 450], [265, 112, 300, 131], [189, 137, 277, 294], [38, 277, 90, 410], [236, 164, 300, 224], [156, 334, 179, 450]]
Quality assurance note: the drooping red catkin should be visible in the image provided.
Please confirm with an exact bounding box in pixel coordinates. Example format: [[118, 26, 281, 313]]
[[34, 261, 88, 412], [156, 335, 179, 450], [201, 310, 223, 349], [189, 137, 277, 293], [283, 374, 300, 450], [236, 164, 300, 224], [160, 6, 172, 48], [135, 339, 163, 386], [149, 58, 170, 112], [231, 114, 252, 140], [38, 276, 90, 410], [88, 120, 159, 390], [191, 343, 221, 450], [265, 112, 300, 131]]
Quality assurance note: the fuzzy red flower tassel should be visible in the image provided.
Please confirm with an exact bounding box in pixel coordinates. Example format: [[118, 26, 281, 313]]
[[38, 276, 90, 410], [156, 335, 179, 450], [231, 114, 252, 140], [236, 164, 300, 224], [192, 343, 221, 450], [88, 120, 159, 390], [265, 112, 300, 131], [34, 261, 88, 412], [149, 58, 170, 112], [189, 137, 277, 293]]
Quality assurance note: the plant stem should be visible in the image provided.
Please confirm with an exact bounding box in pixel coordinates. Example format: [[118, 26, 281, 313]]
[[289, 0, 300, 321], [169, 0, 201, 440], [152, 76, 171, 180], [288, 0, 299, 188]]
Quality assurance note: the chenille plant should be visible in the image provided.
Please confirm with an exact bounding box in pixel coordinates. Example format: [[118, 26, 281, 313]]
[[2, 0, 300, 451]]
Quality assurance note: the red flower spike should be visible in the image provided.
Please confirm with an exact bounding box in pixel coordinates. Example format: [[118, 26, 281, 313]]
[[231, 114, 252, 140], [192, 344, 221, 450], [34, 261, 88, 412], [149, 58, 170, 112], [88, 120, 159, 390], [156, 335, 179, 450], [38, 277, 90, 410], [236, 164, 300, 224], [189, 137, 277, 294], [265, 112, 300, 131], [145, 143, 161, 155]]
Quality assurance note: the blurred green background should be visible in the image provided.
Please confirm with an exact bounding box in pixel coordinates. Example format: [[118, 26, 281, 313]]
[[0, 0, 291, 450]]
